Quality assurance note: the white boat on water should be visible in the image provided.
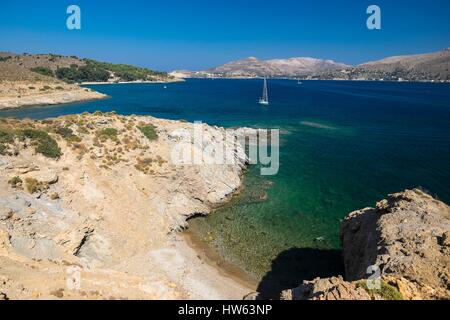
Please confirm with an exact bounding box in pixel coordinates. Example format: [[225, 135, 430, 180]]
[[259, 77, 269, 105]]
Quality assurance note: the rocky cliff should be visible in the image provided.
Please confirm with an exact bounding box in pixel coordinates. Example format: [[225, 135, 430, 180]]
[[281, 189, 450, 300]]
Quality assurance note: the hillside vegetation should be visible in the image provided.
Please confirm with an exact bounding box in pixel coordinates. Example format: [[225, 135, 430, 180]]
[[0, 52, 173, 83]]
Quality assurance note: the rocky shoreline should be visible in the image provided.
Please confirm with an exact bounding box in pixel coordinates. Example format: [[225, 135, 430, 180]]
[[0, 81, 108, 110], [0, 113, 448, 300], [0, 113, 253, 299]]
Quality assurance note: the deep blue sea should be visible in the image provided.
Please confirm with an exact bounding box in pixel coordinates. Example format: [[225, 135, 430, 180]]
[[2, 79, 449, 289]]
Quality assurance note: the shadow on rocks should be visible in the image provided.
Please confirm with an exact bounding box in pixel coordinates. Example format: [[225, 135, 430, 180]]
[[256, 247, 344, 299]]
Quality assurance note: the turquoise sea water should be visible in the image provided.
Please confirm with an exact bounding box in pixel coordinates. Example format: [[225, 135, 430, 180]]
[[2, 79, 449, 294]]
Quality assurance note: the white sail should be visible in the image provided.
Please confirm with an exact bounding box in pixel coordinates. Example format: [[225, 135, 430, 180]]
[[259, 77, 269, 105]]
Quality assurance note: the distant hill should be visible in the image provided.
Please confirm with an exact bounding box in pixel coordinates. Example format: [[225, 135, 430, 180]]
[[0, 59, 61, 83], [357, 48, 450, 80], [0, 52, 173, 83], [173, 48, 450, 81], [306, 48, 450, 81], [197, 56, 349, 78]]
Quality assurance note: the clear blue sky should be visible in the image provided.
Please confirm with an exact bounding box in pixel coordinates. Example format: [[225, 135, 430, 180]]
[[1, 0, 449, 71]]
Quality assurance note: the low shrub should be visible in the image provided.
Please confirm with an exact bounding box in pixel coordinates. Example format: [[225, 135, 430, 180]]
[[55, 127, 81, 143], [8, 176, 22, 188], [138, 125, 158, 141], [39, 85, 52, 91], [24, 177, 48, 194], [0, 128, 14, 155], [0, 128, 13, 144], [356, 281, 403, 300], [20, 129, 61, 159], [30, 66, 54, 77], [98, 128, 118, 141]]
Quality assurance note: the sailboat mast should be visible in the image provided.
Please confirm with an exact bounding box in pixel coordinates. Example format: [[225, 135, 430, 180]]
[[259, 76, 269, 105], [263, 77, 268, 102]]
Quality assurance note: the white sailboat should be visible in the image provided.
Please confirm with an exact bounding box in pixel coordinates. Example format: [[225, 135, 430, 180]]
[[259, 77, 269, 105]]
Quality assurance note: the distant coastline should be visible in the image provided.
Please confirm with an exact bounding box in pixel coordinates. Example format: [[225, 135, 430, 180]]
[[170, 47, 450, 83], [80, 78, 184, 85], [0, 81, 108, 110], [176, 76, 450, 84]]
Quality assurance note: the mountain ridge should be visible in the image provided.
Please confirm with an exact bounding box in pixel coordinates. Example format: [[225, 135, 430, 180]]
[[202, 56, 349, 77], [172, 48, 450, 81]]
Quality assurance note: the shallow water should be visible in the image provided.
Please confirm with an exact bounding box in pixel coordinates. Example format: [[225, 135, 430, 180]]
[[2, 79, 449, 289]]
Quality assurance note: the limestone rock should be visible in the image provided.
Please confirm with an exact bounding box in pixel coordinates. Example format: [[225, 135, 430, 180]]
[[340, 189, 450, 299], [0, 207, 14, 220], [442, 231, 450, 247], [24, 169, 58, 185], [0, 229, 12, 253]]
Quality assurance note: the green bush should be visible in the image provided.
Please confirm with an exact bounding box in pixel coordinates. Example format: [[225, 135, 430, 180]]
[[8, 176, 22, 188], [356, 281, 403, 300], [31, 67, 54, 77], [40, 85, 52, 91], [0, 128, 13, 144], [20, 129, 61, 159], [55, 127, 81, 142], [138, 125, 158, 141], [0, 129, 13, 155], [98, 128, 118, 141], [55, 64, 110, 83]]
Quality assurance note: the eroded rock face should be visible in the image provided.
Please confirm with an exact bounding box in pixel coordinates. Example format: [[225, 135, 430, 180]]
[[341, 189, 450, 299]]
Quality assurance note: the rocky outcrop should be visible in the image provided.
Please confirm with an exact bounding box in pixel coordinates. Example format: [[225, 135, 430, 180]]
[[280, 189, 450, 300], [341, 189, 450, 299], [281, 276, 371, 300]]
